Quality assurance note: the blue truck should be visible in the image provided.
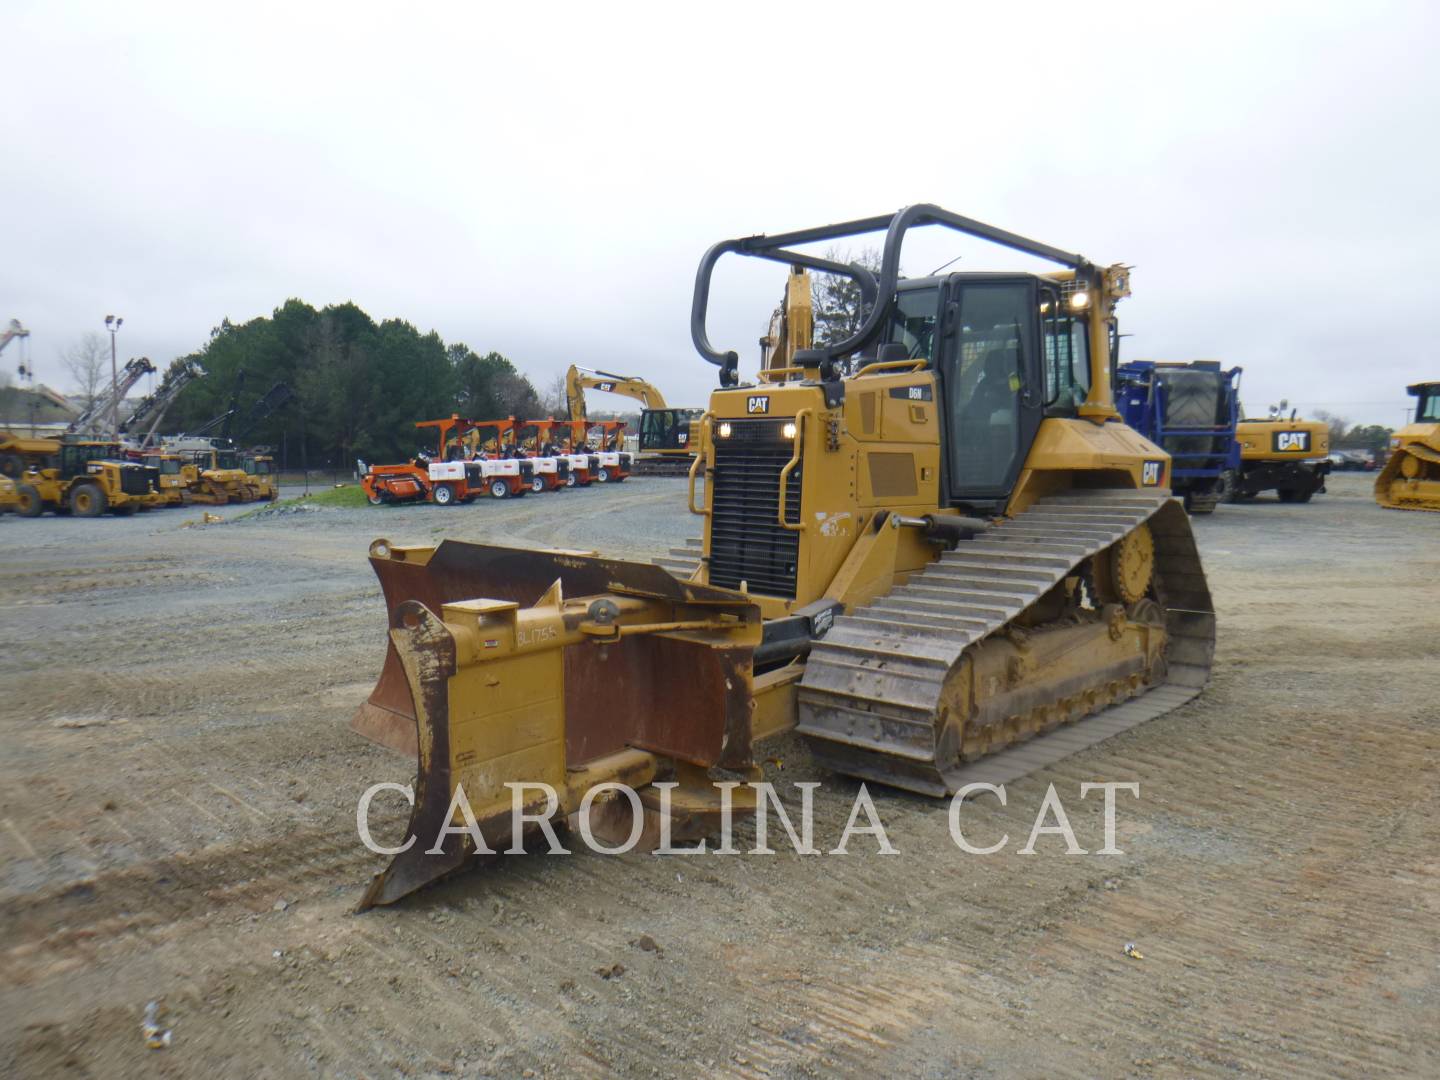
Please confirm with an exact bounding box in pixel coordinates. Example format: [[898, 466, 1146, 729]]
[[1116, 360, 1242, 514]]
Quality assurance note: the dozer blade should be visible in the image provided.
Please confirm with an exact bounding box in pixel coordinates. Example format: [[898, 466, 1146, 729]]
[[797, 492, 1216, 795], [1374, 444, 1440, 512], [353, 539, 762, 908], [354, 539, 755, 755]]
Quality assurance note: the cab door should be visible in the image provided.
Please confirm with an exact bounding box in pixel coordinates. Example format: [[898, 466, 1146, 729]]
[[936, 276, 1044, 507]]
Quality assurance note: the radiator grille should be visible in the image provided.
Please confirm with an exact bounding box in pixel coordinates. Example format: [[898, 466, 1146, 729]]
[[708, 418, 801, 598], [119, 466, 149, 496]]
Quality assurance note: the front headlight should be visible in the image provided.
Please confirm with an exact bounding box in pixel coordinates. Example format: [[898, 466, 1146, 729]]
[[782, 422, 798, 440], [717, 422, 733, 439]]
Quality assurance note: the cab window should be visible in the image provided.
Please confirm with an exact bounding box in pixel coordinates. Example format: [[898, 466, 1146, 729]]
[[1039, 289, 1089, 412], [885, 286, 940, 362]]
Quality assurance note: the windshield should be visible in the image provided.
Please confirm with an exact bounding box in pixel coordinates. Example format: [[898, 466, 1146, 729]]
[[215, 451, 239, 470], [885, 286, 940, 362], [1418, 389, 1440, 422], [160, 458, 181, 474]]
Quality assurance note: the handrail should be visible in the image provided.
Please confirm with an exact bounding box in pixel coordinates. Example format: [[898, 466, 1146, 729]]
[[853, 358, 928, 378], [687, 413, 711, 517], [777, 409, 810, 532]]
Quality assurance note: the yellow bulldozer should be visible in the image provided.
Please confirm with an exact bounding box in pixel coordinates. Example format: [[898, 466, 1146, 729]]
[[181, 445, 254, 504], [11, 440, 162, 517], [1374, 380, 1440, 511], [240, 451, 280, 502], [351, 205, 1214, 907]]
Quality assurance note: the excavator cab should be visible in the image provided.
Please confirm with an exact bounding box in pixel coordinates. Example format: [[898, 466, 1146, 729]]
[[352, 205, 1213, 908]]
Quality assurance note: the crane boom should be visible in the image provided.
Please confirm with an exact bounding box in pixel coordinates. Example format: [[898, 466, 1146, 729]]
[[0, 319, 30, 356], [67, 356, 156, 436], [123, 360, 206, 448]]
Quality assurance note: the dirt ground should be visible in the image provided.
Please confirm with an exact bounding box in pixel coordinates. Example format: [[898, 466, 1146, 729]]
[[1, 472, 1436, 1078]]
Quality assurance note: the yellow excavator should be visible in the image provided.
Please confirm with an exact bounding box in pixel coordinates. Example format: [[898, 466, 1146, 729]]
[[1229, 403, 1331, 503], [1375, 381, 1440, 511], [352, 205, 1214, 907], [564, 364, 702, 464]]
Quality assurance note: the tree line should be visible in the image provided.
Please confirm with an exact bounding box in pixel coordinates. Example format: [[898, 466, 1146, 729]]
[[159, 300, 548, 467]]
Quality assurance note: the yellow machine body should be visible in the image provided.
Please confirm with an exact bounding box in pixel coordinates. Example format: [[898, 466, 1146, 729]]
[[185, 447, 253, 504], [565, 364, 701, 460], [1231, 414, 1331, 503], [144, 452, 193, 506], [242, 453, 280, 502], [350, 206, 1215, 908], [13, 441, 162, 517], [1375, 381, 1440, 511]]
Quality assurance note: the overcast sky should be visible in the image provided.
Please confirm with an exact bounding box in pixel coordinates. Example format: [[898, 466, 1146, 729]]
[[4, 1, 1436, 426]]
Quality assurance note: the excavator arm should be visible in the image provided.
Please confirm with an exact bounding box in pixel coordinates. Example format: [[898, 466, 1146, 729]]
[[564, 365, 669, 421]]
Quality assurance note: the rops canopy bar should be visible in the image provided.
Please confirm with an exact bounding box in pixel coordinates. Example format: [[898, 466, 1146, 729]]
[[691, 203, 1093, 384]]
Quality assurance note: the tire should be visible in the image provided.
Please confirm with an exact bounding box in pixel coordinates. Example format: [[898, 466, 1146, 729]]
[[565, 473, 577, 488], [489, 479, 509, 499], [531, 477, 545, 494], [366, 489, 384, 506], [1294, 489, 1314, 504], [1216, 470, 1236, 504], [115, 501, 139, 516], [16, 483, 43, 517], [597, 466, 610, 483], [432, 483, 456, 506], [1277, 489, 1299, 503], [69, 482, 107, 517]]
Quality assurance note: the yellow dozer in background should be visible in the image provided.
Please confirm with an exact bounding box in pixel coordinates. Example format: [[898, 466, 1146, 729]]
[[351, 205, 1214, 907], [1375, 381, 1440, 511]]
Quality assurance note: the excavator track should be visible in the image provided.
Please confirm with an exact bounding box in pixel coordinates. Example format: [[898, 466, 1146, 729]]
[[797, 491, 1214, 796], [1374, 444, 1440, 512]]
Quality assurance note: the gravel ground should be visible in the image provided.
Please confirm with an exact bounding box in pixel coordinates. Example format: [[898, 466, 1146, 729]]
[[0, 472, 1436, 1078]]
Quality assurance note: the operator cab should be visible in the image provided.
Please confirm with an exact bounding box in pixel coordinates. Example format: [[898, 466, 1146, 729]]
[[878, 273, 1096, 504]]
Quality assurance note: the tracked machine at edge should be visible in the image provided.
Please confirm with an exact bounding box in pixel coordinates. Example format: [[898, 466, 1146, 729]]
[[349, 205, 1215, 907]]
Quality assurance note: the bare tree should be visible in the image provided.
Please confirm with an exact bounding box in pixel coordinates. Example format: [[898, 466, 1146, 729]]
[[544, 371, 569, 416], [1312, 409, 1350, 443], [62, 332, 111, 408]]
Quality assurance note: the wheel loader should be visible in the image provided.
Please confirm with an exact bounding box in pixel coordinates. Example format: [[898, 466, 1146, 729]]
[[1374, 381, 1440, 511], [350, 205, 1214, 908], [13, 441, 161, 517]]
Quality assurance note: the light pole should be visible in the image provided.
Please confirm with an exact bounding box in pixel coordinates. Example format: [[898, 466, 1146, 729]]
[[104, 314, 123, 440]]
